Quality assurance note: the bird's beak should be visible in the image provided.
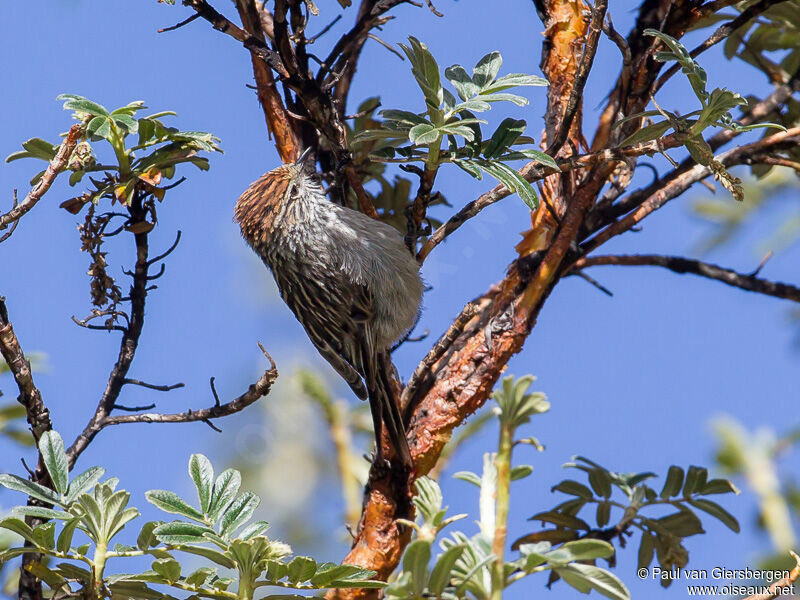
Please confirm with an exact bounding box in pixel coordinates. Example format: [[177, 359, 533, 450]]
[[295, 146, 314, 167]]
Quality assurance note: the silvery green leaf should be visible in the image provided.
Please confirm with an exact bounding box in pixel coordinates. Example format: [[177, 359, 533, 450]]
[[482, 73, 548, 93], [478, 92, 529, 106], [57, 94, 109, 117], [189, 454, 214, 515], [473, 51, 503, 88], [238, 520, 270, 540], [691, 88, 748, 134], [145, 490, 205, 522], [153, 521, 216, 545], [403, 539, 431, 595], [381, 109, 429, 126], [0, 473, 61, 505], [399, 37, 443, 109], [445, 65, 479, 100], [66, 466, 105, 504], [219, 491, 260, 537], [453, 470, 482, 487], [57, 517, 81, 553], [286, 556, 317, 584], [451, 99, 491, 113], [0, 517, 37, 544], [12, 506, 71, 520], [409, 123, 441, 145], [39, 430, 69, 496], [429, 543, 466, 595]]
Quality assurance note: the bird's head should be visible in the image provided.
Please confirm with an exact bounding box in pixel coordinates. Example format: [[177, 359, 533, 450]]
[[234, 148, 318, 240]]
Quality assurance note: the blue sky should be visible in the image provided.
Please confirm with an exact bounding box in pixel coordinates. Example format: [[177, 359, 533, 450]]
[[1, 1, 798, 598]]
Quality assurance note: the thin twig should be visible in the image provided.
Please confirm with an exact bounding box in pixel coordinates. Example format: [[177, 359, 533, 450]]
[[122, 379, 185, 392], [654, 0, 786, 94], [147, 230, 182, 266], [158, 12, 202, 33], [103, 348, 278, 428], [573, 253, 800, 303]]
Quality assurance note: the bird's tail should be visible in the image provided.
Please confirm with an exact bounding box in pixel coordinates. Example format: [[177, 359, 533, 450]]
[[361, 348, 412, 468]]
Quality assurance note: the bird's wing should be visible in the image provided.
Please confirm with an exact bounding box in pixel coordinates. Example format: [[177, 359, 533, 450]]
[[272, 268, 367, 400]]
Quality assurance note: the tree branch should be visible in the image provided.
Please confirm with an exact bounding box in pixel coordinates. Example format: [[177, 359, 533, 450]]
[[572, 254, 800, 303], [653, 0, 789, 94], [0, 124, 83, 242], [103, 346, 277, 428]]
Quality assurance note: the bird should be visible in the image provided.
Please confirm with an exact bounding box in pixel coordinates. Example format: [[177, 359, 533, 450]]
[[234, 148, 423, 468]]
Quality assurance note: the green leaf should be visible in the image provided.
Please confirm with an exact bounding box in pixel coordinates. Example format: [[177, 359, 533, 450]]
[[473, 51, 502, 88], [86, 115, 113, 141], [145, 489, 205, 522], [556, 564, 630, 600], [687, 499, 740, 532], [208, 469, 242, 524], [238, 520, 270, 541], [529, 511, 590, 531], [153, 521, 215, 545], [482, 73, 548, 93], [57, 518, 81, 553], [409, 123, 440, 145], [660, 466, 684, 498], [654, 510, 705, 537], [588, 470, 612, 499], [620, 120, 673, 146], [399, 37, 443, 109], [287, 556, 317, 584], [0, 473, 62, 505], [112, 113, 139, 135], [27, 561, 67, 589], [58, 94, 109, 117], [551, 480, 594, 499], [478, 92, 529, 106], [452, 160, 483, 180], [475, 160, 539, 210], [429, 543, 466, 595], [20, 138, 59, 161], [66, 466, 105, 504], [453, 471, 482, 487], [403, 539, 431, 595], [691, 88, 747, 134], [682, 466, 708, 496], [152, 558, 181, 583], [38, 430, 69, 496], [12, 506, 71, 520], [444, 65, 479, 101], [381, 110, 429, 126], [0, 517, 36, 544], [177, 544, 236, 569], [700, 478, 739, 495], [596, 502, 611, 527], [219, 491, 260, 537], [137, 521, 163, 550], [483, 118, 526, 159], [557, 539, 615, 562], [32, 521, 56, 550], [637, 532, 655, 570], [510, 465, 533, 481], [189, 454, 214, 515]]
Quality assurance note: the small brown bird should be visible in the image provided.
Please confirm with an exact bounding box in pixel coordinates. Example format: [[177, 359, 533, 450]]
[[234, 149, 423, 467]]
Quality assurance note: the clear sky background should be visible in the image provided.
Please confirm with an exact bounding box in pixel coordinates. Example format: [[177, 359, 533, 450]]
[[0, 1, 798, 599]]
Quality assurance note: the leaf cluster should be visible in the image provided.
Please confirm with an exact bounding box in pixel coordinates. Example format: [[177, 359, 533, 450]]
[[5, 94, 221, 215], [351, 38, 555, 211], [512, 457, 740, 589], [0, 433, 382, 600]]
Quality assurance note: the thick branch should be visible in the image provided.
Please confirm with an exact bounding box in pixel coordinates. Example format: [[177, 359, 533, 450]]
[[573, 254, 800, 303], [0, 124, 82, 241], [235, 0, 301, 162]]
